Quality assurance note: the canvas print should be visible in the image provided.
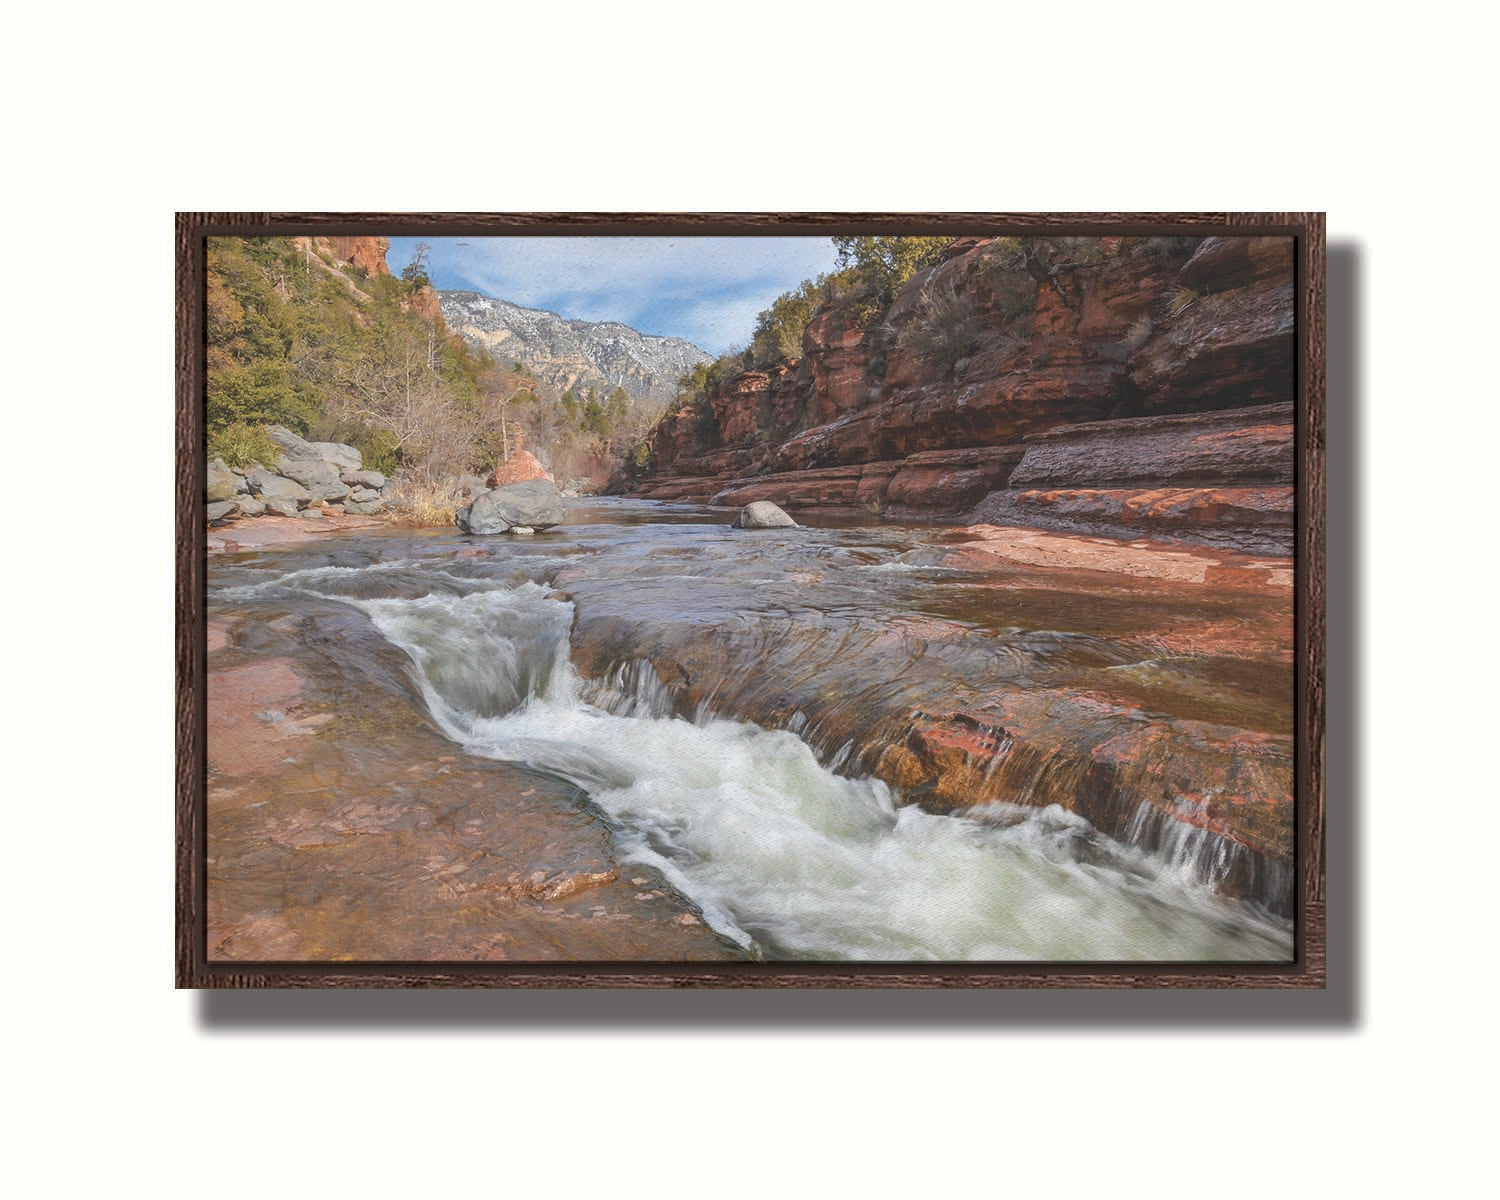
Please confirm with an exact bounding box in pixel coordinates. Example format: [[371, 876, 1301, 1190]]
[[200, 228, 1298, 964]]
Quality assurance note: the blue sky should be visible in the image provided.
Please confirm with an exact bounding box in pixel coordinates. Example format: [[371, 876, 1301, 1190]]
[[387, 236, 840, 356]]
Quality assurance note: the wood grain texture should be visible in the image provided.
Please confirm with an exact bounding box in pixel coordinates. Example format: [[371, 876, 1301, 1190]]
[[175, 212, 1327, 990], [176, 213, 268, 988], [257, 212, 1235, 234], [1228, 212, 1328, 965]]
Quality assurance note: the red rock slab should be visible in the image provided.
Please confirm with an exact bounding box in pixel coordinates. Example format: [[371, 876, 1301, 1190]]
[[883, 445, 1028, 514], [205, 609, 744, 964], [711, 463, 899, 510], [880, 689, 1294, 871], [1007, 402, 1295, 489], [206, 657, 333, 776], [632, 476, 722, 502], [948, 524, 1293, 588], [206, 512, 388, 553], [1011, 485, 1294, 538]]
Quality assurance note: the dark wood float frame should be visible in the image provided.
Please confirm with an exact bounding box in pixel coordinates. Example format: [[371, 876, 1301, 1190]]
[[176, 212, 1325, 990]]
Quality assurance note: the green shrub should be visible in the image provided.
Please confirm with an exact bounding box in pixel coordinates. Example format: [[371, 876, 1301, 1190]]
[[896, 286, 983, 372], [207, 422, 280, 469]]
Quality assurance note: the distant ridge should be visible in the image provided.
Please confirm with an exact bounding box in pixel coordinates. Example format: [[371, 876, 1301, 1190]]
[[439, 290, 713, 410]]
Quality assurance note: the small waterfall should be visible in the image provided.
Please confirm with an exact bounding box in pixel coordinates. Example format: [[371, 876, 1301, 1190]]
[[224, 551, 1293, 963], [319, 574, 1291, 961]]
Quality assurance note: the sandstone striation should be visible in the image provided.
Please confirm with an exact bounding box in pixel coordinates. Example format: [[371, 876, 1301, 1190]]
[[630, 235, 1296, 545]]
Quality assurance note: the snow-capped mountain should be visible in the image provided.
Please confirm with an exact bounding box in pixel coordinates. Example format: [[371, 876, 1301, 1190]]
[[440, 291, 713, 409]]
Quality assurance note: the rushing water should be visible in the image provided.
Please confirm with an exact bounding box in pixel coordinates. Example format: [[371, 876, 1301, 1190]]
[[210, 499, 1294, 962]]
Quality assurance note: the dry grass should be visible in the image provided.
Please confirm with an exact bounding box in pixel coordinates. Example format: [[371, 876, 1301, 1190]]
[[384, 479, 459, 527]]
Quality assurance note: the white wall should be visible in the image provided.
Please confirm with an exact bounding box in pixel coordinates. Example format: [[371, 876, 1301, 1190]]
[[5, 4, 1488, 1197]]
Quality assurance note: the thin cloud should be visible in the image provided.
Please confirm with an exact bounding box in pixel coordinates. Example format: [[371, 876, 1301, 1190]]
[[389, 236, 839, 354]]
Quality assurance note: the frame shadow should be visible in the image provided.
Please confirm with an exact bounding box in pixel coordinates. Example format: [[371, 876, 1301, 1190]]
[[196, 240, 1363, 1031]]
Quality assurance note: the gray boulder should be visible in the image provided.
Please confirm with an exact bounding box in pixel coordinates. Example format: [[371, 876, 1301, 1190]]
[[264, 497, 301, 517], [341, 469, 387, 490], [266, 425, 362, 473], [455, 480, 567, 535], [267, 425, 313, 457], [206, 499, 239, 522], [276, 459, 349, 503], [277, 457, 340, 488], [350, 486, 380, 503], [732, 501, 798, 529], [246, 470, 311, 506], [307, 441, 362, 473], [298, 508, 324, 520], [344, 499, 384, 515], [206, 458, 239, 503], [237, 494, 266, 517]]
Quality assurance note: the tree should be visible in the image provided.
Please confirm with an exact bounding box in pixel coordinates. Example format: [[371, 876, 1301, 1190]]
[[831, 236, 951, 315], [400, 241, 432, 288]]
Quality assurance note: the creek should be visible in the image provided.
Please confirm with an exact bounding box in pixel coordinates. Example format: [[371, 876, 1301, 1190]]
[[208, 498, 1294, 962]]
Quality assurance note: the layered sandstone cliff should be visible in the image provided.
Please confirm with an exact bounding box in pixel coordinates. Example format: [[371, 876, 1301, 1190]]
[[631, 235, 1296, 551]]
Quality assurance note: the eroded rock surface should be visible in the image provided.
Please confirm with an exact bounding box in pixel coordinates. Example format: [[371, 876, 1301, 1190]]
[[204, 603, 742, 963]]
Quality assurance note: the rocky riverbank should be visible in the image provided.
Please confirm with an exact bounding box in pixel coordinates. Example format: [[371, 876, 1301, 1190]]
[[206, 426, 394, 525]]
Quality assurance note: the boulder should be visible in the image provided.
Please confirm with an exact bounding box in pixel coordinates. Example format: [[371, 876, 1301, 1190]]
[[206, 499, 239, 522], [341, 469, 387, 490], [307, 441, 362, 473], [266, 425, 313, 458], [277, 457, 341, 489], [267, 425, 361, 473], [350, 486, 380, 503], [344, 499, 384, 515], [246, 470, 310, 506], [276, 459, 349, 504], [299, 508, 324, 520], [206, 458, 239, 503], [455, 480, 567, 535], [264, 497, 300, 517], [237, 494, 266, 517], [732, 500, 798, 529]]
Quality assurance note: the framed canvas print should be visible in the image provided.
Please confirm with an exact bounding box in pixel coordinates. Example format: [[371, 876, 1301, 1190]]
[[176, 212, 1324, 988]]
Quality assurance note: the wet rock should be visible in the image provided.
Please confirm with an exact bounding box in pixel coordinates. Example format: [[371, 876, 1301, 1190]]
[[455, 479, 567, 535], [732, 500, 797, 529]]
